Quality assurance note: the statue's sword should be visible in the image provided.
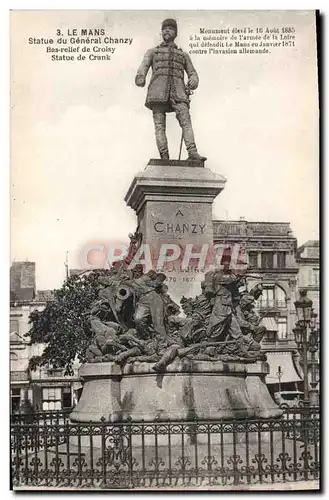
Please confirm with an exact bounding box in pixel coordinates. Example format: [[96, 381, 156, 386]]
[[178, 87, 193, 160], [178, 129, 184, 161]]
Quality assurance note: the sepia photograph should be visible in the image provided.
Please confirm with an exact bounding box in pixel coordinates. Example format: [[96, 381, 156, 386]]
[[10, 9, 320, 491]]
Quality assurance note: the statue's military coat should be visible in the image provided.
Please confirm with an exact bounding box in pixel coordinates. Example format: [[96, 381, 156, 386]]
[[135, 42, 199, 112]]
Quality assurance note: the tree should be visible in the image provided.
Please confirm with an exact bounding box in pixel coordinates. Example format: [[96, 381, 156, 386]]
[[27, 269, 113, 375]]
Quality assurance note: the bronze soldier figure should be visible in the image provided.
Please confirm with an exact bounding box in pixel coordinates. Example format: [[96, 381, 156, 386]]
[[135, 18, 206, 161]]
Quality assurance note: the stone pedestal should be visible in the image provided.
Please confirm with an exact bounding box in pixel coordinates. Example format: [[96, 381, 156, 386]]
[[245, 362, 282, 419], [70, 363, 122, 423], [70, 360, 282, 424], [125, 159, 226, 301]]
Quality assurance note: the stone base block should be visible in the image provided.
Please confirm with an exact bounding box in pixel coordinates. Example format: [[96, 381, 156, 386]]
[[70, 360, 282, 424], [119, 370, 255, 421], [245, 365, 283, 419], [70, 363, 122, 422]]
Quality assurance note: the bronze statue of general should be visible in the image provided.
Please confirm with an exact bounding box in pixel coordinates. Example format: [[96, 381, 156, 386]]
[[135, 19, 206, 161]]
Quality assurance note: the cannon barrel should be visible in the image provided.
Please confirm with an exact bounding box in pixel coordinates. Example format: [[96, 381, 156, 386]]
[[116, 285, 132, 301]]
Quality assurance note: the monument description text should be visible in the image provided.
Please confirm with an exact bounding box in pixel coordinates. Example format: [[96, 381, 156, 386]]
[[188, 25, 297, 55]]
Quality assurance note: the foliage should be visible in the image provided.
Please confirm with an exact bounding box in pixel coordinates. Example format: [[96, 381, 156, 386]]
[[27, 269, 113, 375]]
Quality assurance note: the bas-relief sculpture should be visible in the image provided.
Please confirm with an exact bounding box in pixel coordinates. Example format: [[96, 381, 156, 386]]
[[72, 250, 283, 423], [135, 18, 206, 162], [85, 259, 270, 371]]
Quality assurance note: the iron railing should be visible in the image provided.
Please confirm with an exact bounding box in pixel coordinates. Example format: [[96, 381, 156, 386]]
[[11, 409, 72, 425], [257, 300, 287, 309], [11, 407, 320, 490]]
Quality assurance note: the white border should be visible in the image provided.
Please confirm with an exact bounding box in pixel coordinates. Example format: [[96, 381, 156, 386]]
[[2, 1, 325, 498]]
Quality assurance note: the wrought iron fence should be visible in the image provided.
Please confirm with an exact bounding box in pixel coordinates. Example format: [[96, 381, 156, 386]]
[[11, 409, 72, 426], [257, 299, 286, 309], [11, 408, 320, 490]]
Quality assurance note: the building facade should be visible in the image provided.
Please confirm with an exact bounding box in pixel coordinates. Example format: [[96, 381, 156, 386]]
[[10, 298, 82, 413], [296, 240, 320, 401], [296, 240, 320, 316], [10, 298, 44, 412], [213, 219, 302, 394], [10, 262, 82, 413]]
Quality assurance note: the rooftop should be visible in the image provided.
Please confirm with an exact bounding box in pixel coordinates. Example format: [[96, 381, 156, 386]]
[[298, 240, 319, 249], [213, 219, 294, 238], [296, 240, 319, 260]]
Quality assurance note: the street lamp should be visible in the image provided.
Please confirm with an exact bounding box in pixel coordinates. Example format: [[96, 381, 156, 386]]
[[309, 312, 320, 407], [310, 309, 318, 330], [294, 289, 313, 323], [292, 323, 303, 350], [294, 290, 313, 408], [276, 365, 283, 396]]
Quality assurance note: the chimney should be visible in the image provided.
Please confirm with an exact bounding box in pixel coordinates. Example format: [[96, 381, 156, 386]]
[[10, 261, 36, 301]]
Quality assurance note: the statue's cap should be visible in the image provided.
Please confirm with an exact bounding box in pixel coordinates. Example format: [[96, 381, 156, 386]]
[[162, 18, 178, 33]]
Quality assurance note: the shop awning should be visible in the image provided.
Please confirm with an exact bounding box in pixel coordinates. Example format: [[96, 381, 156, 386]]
[[261, 317, 278, 331], [265, 351, 302, 384]]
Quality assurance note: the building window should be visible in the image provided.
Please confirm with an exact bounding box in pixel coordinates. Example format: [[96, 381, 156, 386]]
[[42, 387, 62, 411], [257, 284, 286, 308], [275, 286, 286, 307], [261, 252, 274, 269], [277, 318, 288, 339], [262, 287, 275, 307], [10, 319, 19, 334], [11, 388, 21, 413], [10, 352, 18, 371], [62, 387, 72, 409], [312, 268, 319, 286], [248, 251, 258, 269], [277, 252, 286, 269]]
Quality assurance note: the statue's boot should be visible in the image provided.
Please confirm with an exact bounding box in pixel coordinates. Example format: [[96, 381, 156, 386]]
[[152, 361, 165, 373], [188, 152, 207, 161], [152, 345, 179, 372], [187, 144, 207, 161]]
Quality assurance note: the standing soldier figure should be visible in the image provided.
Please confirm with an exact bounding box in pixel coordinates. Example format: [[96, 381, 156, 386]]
[[135, 18, 206, 161]]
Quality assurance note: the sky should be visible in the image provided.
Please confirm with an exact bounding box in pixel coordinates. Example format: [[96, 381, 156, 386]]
[[10, 10, 319, 290]]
